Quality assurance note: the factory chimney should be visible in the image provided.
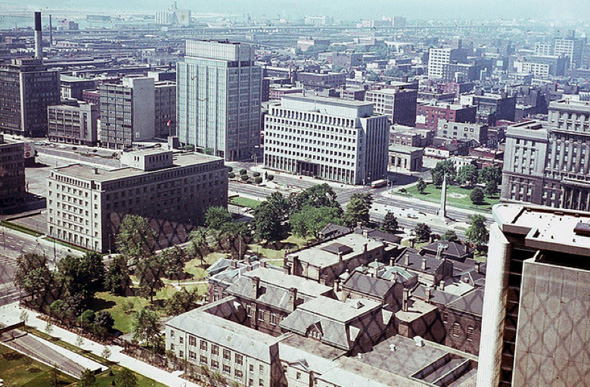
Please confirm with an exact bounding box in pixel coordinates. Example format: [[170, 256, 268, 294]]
[[34, 11, 43, 61], [49, 15, 53, 46]]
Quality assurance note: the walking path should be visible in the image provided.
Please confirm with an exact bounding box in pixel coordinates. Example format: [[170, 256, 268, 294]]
[[0, 302, 202, 387]]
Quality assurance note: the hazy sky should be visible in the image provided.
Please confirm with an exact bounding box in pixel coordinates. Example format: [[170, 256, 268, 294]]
[[4, 0, 590, 21]]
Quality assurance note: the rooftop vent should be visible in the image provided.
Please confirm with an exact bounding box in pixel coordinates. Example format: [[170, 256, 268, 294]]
[[574, 222, 590, 237]]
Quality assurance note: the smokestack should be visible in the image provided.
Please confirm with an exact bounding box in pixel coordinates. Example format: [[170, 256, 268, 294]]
[[34, 11, 43, 61], [49, 15, 53, 46]]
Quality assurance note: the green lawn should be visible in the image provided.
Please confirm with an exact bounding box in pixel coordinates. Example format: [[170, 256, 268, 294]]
[[401, 183, 499, 212], [90, 365, 167, 387], [248, 234, 312, 260], [0, 343, 76, 387], [229, 196, 262, 209], [92, 291, 150, 334]]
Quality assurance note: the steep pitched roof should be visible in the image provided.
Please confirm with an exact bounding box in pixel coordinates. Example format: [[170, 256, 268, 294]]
[[342, 271, 397, 299]]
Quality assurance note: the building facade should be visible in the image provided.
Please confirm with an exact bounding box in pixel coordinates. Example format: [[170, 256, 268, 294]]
[[416, 103, 477, 131], [554, 37, 584, 68], [365, 83, 418, 127], [437, 119, 488, 145], [177, 40, 262, 161], [99, 77, 156, 149], [264, 95, 389, 185], [46, 149, 227, 252], [0, 134, 25, 207], [48, 101, 98, 146], [388, 145, 423, 172], [427, 48, 468, 79], [0, 58, 60, 137], [154, 81, 176, 138]]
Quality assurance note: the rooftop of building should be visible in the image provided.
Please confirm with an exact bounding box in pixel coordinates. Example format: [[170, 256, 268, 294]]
[[389, 144, 424, 153], [281, 94, 374, 109], [341, 271, 398, 299], [50, 152, 222, 182], [445, 288, 484, 316], [493, 203, 590, 256], [395, 298, 438, 322], [549, 98, 590, 113], [287, 233, 384, 268]]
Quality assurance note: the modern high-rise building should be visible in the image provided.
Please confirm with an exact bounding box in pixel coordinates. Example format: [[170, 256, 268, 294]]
[[264, 95, 389, 185], [99, 76, 156, 149], [154, 81, 176, 138], [554, 37, 585, 68], [0, 134, 26, 207], [0, 59, 60, 137], [478, 203, 590, 387], [502, 99, 590, 211], [365, 82, 418, 127], [427, 47, 468, 79], [47, 149, 228, 252], [177, 40, 262, 161]]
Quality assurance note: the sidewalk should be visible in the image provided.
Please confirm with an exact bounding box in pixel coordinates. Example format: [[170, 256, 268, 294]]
[[0, 302, 202, 387]]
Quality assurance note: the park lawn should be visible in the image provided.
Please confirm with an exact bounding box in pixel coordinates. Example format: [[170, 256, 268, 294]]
[[177, 283, 209, 296], [183, 252, 228, 280], [92, 292, 150, 334], [229, 196, 262, 209], [90, 365, 167, 387], [0, 343, 76, 387], [402, 183, 499, 212], [248, 234, 312, 260]]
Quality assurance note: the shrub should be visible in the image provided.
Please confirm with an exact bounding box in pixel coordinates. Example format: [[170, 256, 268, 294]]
[[254, 177, 263, 184], [228, 172, 236, 179], [267, 174, 274, 181], [227, 166, 233, 173], [240, 169, 247, 175], [253, 172, 261, 177], [241, 175, 249, 181]]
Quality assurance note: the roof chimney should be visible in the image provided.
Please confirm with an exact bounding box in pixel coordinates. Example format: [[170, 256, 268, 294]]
[[402, 288, 409, 312], [421, 258, 427, 271], [425, 287, 431, 303], [34, 11, 43, 62], [404, 253, 410, 266], [251, 276, 260, 299], [439, 279, 445, 290], [288, 287, 298, 311], [338, 251, 343, 262], [475, 261, 481, 274]]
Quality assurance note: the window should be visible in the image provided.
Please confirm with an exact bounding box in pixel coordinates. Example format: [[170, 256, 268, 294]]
[[249, 379, 254, 386], [211, 360, 219, 369], [200, 355, 208, 364], [212, 345, 219, 355], [235, 354, 243, 365], [200, 341, 208, 351], [467, 326, 474, 342], [179, 337, 183, 344], [189, 336, 196, 346], [258, 310, 264, 322], [443, 312, 448, 324], [223, 349, 231, 360], [259, 365, 264, 372], [270, 313, 277, 326], [296, 372, 301, 380], [452, 322, 461, 338], [235, 370, 244, 378], [179, 350, 184, 358], [189, 351, 196, 360], [170, 330, 175, 338], [259, 379, 264, 386], [249, 365, 254, 372], [171, 343, 175, 350], [223, 364, 231, 374]]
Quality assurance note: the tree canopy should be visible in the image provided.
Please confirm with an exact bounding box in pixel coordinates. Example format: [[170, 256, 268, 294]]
[[104, 256, 132, 296], [132, 308, 162, 352], [470, 187, 485, 205], [381, 212, 399, 233], [290, 205, 342, 239], [205, 206, 233, 231], [457, 164, 478, 187], [431, 160, 457, 186], [290, 184, 341, 215], [116, 215, 157, 263], [414, 223, 432, 241], [466, 214, 489, 249], [343, 193, 373, 227], [254, 192, 290, 243]]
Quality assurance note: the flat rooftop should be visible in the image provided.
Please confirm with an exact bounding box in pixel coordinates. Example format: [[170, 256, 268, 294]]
[[51, 152, 222, 182], [298, 296, 381, 322], [549, 99, 590, 113], [281, 94, 374, 108], [494, 204, 590, 256]]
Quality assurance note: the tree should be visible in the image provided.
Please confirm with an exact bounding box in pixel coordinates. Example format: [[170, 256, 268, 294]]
[[132, 308, 162, 352], [431, 160, 457, 186], [187, 227, 211, 266], [417, 178, 427, 194], [115, 369, 138, 387], [101, 346, 112, 360], [441, 230, 460, 242], [205, 206, 233, 231], [93, 311, 114, 338], [50, 300, 65, 321], [58, 254, 104, 306], [218, 222, 249, 259], [116, 215, 157, 263], [343, 193, 373, 227], [136, 256, 165, 302], [49, 365, 60, 387], [159, 246, 186, 280], [254, 192, 290, 243], [470, 187, 485, 205], [478, 165, 502, 185], [414, 223, 432, 241], [104, 256, 132, 296], [466, 214, 489, 250], [485, 179, 498, 197], [79, 369, 96, 387], [290, 184, 341, 214], [79, 309, 96, 329], [14, 253, 55, 305], [381, 212, 399, 233], [290, 206, 342, 239], [457, 164, 478, 187], [164, 288, 201, 316]]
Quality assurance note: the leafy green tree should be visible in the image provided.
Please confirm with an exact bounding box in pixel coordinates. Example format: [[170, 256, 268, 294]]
[[431, 160, 457, 186], [115, 369, 138, 387], [79, 369, 96, 387], [470, 187, 485, 204], [205, 206, 233, 231], [290, 206, 342, 239], [79, 309, 96, 329], [478, 165, 502, 185], [290, 184, 341, 214], [457, 164, 478, 187], [104, 256, 132, 296], [218, 221, 249, 259], [485, 179, 498, 197], [466, 214, 489, 250], [164, 288, 201, 316], [254, 192, 290, 242], [417, 178, 427, 194], [93, 311, 114, 338], [136, 256, 165, 302], [441, 230, 460, 242], [187, 227, 211, 266], [381, 212, 399, 233], [414, 223, 432, 241], [159, 246, 186, 279], [50, 300, 65, 320], [116, 215, 157, 263], [14, 253, 55, 304], [83, 252, 106, 293], [58, 253, 104, 304], [132, 308, 162, 352], [343, 193, 373, 227]]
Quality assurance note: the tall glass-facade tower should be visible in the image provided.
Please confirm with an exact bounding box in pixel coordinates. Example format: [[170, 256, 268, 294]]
[[177, 40, 262, 161]]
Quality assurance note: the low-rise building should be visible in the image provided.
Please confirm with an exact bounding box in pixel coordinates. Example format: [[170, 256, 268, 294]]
[[416, 102, 477, 131], [48, 101, 98, 146], [365, 83, 418, 127], [47, 149, 227, 252], [437, 118, 488, 146], [388, 144, 423, 172]]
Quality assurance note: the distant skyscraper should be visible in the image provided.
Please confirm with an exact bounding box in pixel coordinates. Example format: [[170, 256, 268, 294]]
[[427, 47, 468, 79], [478, 203, 590, 387], [0, 58, 60, 137], [177, 40, 262, 160], [554, 37, 585, 68]]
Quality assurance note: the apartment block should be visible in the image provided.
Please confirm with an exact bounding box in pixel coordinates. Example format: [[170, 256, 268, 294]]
[[48, 101, 98, 146], [177, 40, 262, 161], [427, 47, 468, 79], [0, 58, 60, 137], [0, 134, 25, 206], [437, 119, 488, 145], [264, 95, 389, 185], [365, 82, 418, 127], [416, 103, 477, 131], [154, 81, 176, 138], [554, 37, 584, 67], [47, 149, 227, 252]]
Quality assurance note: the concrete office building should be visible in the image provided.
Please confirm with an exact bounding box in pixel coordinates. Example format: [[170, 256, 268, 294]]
[[437, 119, 488, 145], [460, 93, 516, 125], [554, 37, 584, 67], [48, 101, 98, 146], [60, 75, 97, 100], [47, 149, 227, 252], [154, 81, 176, 138], [478, 204, 590, 387], [99, 77, 155, 149], [442, 63, 479, 82], [427, 47, 468, 79], [177, 40, 262, 161], [0, 134, 26, 207], [264, 95, 389, 185], [416, 103, 477, 131], [365, 83, 418, 127], [502, 100, 590, 211], [0, 58, 60, 137]]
